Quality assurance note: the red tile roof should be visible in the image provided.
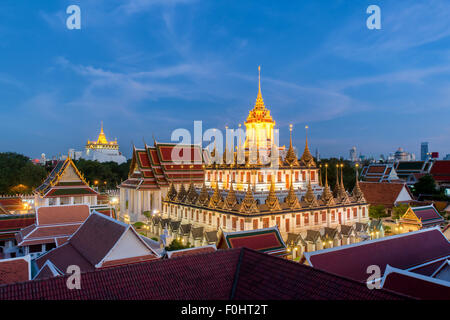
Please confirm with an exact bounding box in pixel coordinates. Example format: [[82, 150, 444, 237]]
[[0, 256, 31, 285], [0, 248, 406, 300], [359, 182, 412, 208], [16, 205, 91, 247], [305, 228, 450, 283], [218, 227, 288, 257], [0, 214, 35, 241], [409, 205, 444, 226], [0, 198, 24, 212], [120, 143, 205, 190], [430, 160, 450, 182], [381, 266, 450, 299], [167, 245, 217, 258]]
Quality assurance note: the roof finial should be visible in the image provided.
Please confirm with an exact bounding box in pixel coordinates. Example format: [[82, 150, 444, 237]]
[[101, 120, 104, 134], [258, 65, 261, 95]]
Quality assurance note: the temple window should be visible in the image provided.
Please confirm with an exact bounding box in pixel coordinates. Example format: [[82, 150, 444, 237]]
[[253, 219, 258, 229], [302, 171, 306, 181], [296, 214, 301, 226], [304, 213, 309, 225], [232, 217, 237, 230], [311, 170, 316, 181], [314, 212, 319, 224], [295, 171, 299, 182], [322, 211, 326, 222], [276, 216, 281, 227], [240, 219, 244, 231], [353, 208, 357, 218], [263, 218, 269, 228]]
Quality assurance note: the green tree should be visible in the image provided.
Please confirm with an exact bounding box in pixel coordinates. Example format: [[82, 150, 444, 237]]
[[317, 158, 357, 191], [0, 152, 47, 194], [369, 205, 388, 219], [413, 174, 437, 197], [391, 203, 409, 220], [74, 159, 130, 191], [165, 239, 192, 251]]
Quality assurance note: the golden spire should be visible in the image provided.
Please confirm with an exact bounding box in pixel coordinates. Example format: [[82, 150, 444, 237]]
[[337, 163, 350, 203], [352, 164, 365, 202], [284, 124, 299, 166], [256, 65, 263, 109], [265, 178, 281, 211], [167, 183, 178, 201], [300, 125, 316, 167], [246, 66, 274, 121], [209, 180, 223, 208], [196, 182, 210, 206], [333, 163, 340, 198], [176, 184, 187, 202], [284, 180, 301, 209], [303, 165, 318, 207], [186, 181, 198, 204], [321, 164, 335, 205], [223, 181, 237, 210], [239, 182, 259, 214]]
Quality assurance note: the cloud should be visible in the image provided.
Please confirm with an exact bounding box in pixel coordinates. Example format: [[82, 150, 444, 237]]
[[326, 0, 450, 61]]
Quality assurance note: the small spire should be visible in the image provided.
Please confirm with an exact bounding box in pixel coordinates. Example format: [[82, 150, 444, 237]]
[[100, 121, 104, 134], [266, 178, 281, 211], [284, 124, 299, 166], [352, 164, 365, 202], [300, 125, 316, 167]]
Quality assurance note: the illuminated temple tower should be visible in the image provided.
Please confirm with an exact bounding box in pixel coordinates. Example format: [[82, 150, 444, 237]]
[[121, 67, 369, 250], [82, 122, 127, 164]]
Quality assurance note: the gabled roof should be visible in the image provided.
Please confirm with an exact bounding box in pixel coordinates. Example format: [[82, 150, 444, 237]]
[[401, 205, 445, 226], [340, 225, 355, 237], [0, 255, 31, 285], [305, 229, 321, 243], [217, 226, 288, 257], [305, 227, 450, 283], [360, 164, 399, 182], [33, 260, 63, 280], [35, 211, 160, 274], [204, 230, 218, 244], [0, 248, 406, 300], [34, 158, 98, 198], [166, 244, 217, 258], [358, 182, 412, 208], [381, 265, 450, 299]]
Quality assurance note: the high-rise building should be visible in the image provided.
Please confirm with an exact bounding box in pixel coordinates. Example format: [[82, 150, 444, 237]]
[[421, 142, 429, 161], [349, 146, 357, 162]]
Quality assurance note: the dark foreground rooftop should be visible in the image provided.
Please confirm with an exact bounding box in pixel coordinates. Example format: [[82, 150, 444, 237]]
[[0, 248, 406, 300]]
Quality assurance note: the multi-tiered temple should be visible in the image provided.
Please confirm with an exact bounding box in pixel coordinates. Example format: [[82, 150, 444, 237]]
[[120, 67, 369, 239]]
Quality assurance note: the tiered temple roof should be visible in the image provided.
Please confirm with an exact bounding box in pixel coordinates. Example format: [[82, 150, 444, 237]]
[[34, 157, 98, 199], [120, 142, 205, 190]]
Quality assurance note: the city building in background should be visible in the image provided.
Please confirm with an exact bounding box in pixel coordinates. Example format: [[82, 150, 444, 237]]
[[349, 146, 358, 162], [421, 142, 429, 161]]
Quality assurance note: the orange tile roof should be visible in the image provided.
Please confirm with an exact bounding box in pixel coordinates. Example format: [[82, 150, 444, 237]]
[[359, 182, 411, 208], [37, 205, 90, 225]]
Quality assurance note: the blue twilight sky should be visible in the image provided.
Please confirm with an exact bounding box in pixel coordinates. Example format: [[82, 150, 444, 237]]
[[0, 0, 449, 160]]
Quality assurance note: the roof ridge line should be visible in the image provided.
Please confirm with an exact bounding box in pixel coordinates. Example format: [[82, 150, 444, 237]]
[[229, 248, 245, 300]]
